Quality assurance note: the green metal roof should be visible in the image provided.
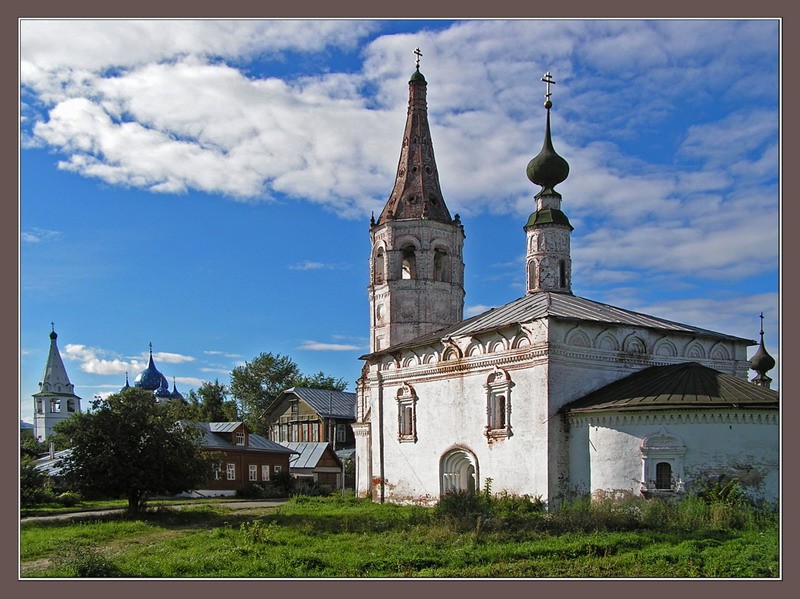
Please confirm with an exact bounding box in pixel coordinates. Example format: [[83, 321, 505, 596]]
[[524, 208, 573, 229], [561, 362, 778, 414]]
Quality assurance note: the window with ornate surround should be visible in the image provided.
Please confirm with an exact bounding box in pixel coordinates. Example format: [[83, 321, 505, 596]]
[[396, 383, 418, 443], [640, 429, 686, 496], [484, 368, 513, 442]]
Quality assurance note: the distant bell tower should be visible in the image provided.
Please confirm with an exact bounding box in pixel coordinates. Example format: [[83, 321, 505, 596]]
[[368, 49, 465, 352], [525, 71, 574, 294], [33, 325, 81, 442]]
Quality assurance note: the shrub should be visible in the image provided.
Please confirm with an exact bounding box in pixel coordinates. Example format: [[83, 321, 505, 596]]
[[53, 543, 121, 577], [57, 491, 82, 507]]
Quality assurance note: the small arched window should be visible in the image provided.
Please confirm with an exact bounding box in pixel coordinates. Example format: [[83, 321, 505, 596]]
[[401, 246, 417, 279], [434, 249, 449, 282], [374, 248, 385, 284], [655, 462, 672, 490]]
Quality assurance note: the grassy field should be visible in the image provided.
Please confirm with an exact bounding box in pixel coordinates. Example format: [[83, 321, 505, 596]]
[[19, 494, 780, 578]]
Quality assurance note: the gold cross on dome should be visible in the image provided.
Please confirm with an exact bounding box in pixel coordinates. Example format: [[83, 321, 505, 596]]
[[414, 47, 423, 69], [542, 71, 556, 101]]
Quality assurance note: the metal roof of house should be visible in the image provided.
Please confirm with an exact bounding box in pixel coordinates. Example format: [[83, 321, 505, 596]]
[[279, 388, 356, 420], [561, 362, 779, 415], [197, 422, 295, 454], [362, 292, 754, 358], [33, 448, 72, 477], [279, 442, 342, 470]]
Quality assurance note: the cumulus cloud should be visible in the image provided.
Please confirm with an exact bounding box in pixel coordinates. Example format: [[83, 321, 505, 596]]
[[21, 19, 778, 285], [63, 343, 144, 375]]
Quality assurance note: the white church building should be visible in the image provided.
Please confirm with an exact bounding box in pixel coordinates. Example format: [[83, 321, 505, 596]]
[[353, 62, 779, 506]]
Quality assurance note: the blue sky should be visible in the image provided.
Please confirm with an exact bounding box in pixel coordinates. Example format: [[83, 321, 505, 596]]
[[19, 19, 781, 424]]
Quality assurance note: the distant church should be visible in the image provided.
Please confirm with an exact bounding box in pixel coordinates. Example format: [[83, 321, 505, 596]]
[[33, 325, 82, 442], [33, 333, 185, 441], [353, 56, 779, 505]]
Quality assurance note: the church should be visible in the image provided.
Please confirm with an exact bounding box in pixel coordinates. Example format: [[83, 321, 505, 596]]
[[352, 59, 779, 506]]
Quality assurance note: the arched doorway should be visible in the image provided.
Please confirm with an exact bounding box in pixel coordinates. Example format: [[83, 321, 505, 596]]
[[440, 448, 478, 496]]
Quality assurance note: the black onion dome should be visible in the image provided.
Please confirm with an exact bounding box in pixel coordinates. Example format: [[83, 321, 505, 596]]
[[750, 344, 776, 374], [154, 378, 172, 399], [133, 348, 164, 391], [171, 379, 184, 401], [527, 110, 569, 193]]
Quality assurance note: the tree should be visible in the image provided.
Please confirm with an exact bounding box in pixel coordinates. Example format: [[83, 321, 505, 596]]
[[194, 379, 238, 422], [230, 352, 347, 435], [55, 387, 211, 516]]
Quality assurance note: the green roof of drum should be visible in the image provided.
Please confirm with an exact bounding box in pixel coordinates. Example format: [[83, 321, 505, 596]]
[[525, 207, 573, 229]]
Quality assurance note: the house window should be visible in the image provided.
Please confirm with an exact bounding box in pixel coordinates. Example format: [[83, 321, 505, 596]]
[[213, 463, 222, 480], [226, 463, 236, 480], [274, 465, 282, 474], [484, 369, 513, 442], [655, 462, 672, 490], [262, 465, 270, 481], [249, 465, 258, 481], [396, 384, 418, 443], [640, 430, 686, 495], [291, 401, 298, 414], [312, 424, 319, 442], [336, 424, 347, 443], [236, 432, 245, 446]]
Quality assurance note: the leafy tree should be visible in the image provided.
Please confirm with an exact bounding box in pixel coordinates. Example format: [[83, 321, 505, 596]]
[[194, 379, 238, 422], [20, 435, 47, 459], [54, 387, 212, 516], [230, 352, 346, 435]]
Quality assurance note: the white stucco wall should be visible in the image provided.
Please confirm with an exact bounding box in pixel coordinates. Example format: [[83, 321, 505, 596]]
[[567, 412, 779, 502]]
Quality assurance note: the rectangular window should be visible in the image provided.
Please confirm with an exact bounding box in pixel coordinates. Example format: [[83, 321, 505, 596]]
[[262, 465, 270, 481], [226, 463, 236, 480], [249, 464, 258, 481], [274, 465, 282, 474], [235, 432, 245, 446], [312, 424, 319, 442], [213, 463, 222, 480], [337, 424, 347, 443]]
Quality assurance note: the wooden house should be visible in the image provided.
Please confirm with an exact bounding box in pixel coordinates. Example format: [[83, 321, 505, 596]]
[[266, 388, 356, 451]]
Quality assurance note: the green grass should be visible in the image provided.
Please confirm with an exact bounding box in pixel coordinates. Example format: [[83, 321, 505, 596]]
[[20, 495, 780, 578]]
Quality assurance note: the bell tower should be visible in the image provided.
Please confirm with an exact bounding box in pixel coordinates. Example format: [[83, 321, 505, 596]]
[[32, 325, 82, 442], [368, 49, 465, 352], [524, 71, 574, 294]]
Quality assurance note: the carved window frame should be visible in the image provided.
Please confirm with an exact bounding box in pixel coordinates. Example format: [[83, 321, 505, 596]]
[[396, 383, 418, 443], [484, 368, 513, 442], [640, 430, 686, 496]]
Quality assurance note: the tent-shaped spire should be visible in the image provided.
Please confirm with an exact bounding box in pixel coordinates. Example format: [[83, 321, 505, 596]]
[[376, 48, 452, 225]]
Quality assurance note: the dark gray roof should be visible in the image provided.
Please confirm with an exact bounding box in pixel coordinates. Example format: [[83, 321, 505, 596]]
[[33, 448, 72, 477], [362, 292, 754, 358], [280, 442, 341, 469], [279, 388, 356, 420], [197, 422, 295, 454], [561, 362, 779, 415]]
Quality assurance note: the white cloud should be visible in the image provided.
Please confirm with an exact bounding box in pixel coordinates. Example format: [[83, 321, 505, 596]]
[[63, 343, 142, 375], [465, 304, 496, 317], [21, 228, 61, 243], [20, 20, 778, 284], [152, 351, 195, 364], [298, 340, 363, 351]]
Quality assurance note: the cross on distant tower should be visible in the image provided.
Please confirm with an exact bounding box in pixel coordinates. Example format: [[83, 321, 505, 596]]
[[759, 312, 765, 336], [414, 47, 423, 69], [541, 71, 556, 106], [51, 322, 55, 332]]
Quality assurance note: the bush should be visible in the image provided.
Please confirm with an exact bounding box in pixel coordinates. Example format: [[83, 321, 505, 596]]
[[20, 459, 55, 506], [53, 543, 121, 577], [57, 491, 82, 507]]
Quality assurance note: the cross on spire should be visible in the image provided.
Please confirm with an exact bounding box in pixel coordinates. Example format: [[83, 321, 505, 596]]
[[414, 47, 423, 70], [51, 322, 55, 332], [541, 71, 556, 108]]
